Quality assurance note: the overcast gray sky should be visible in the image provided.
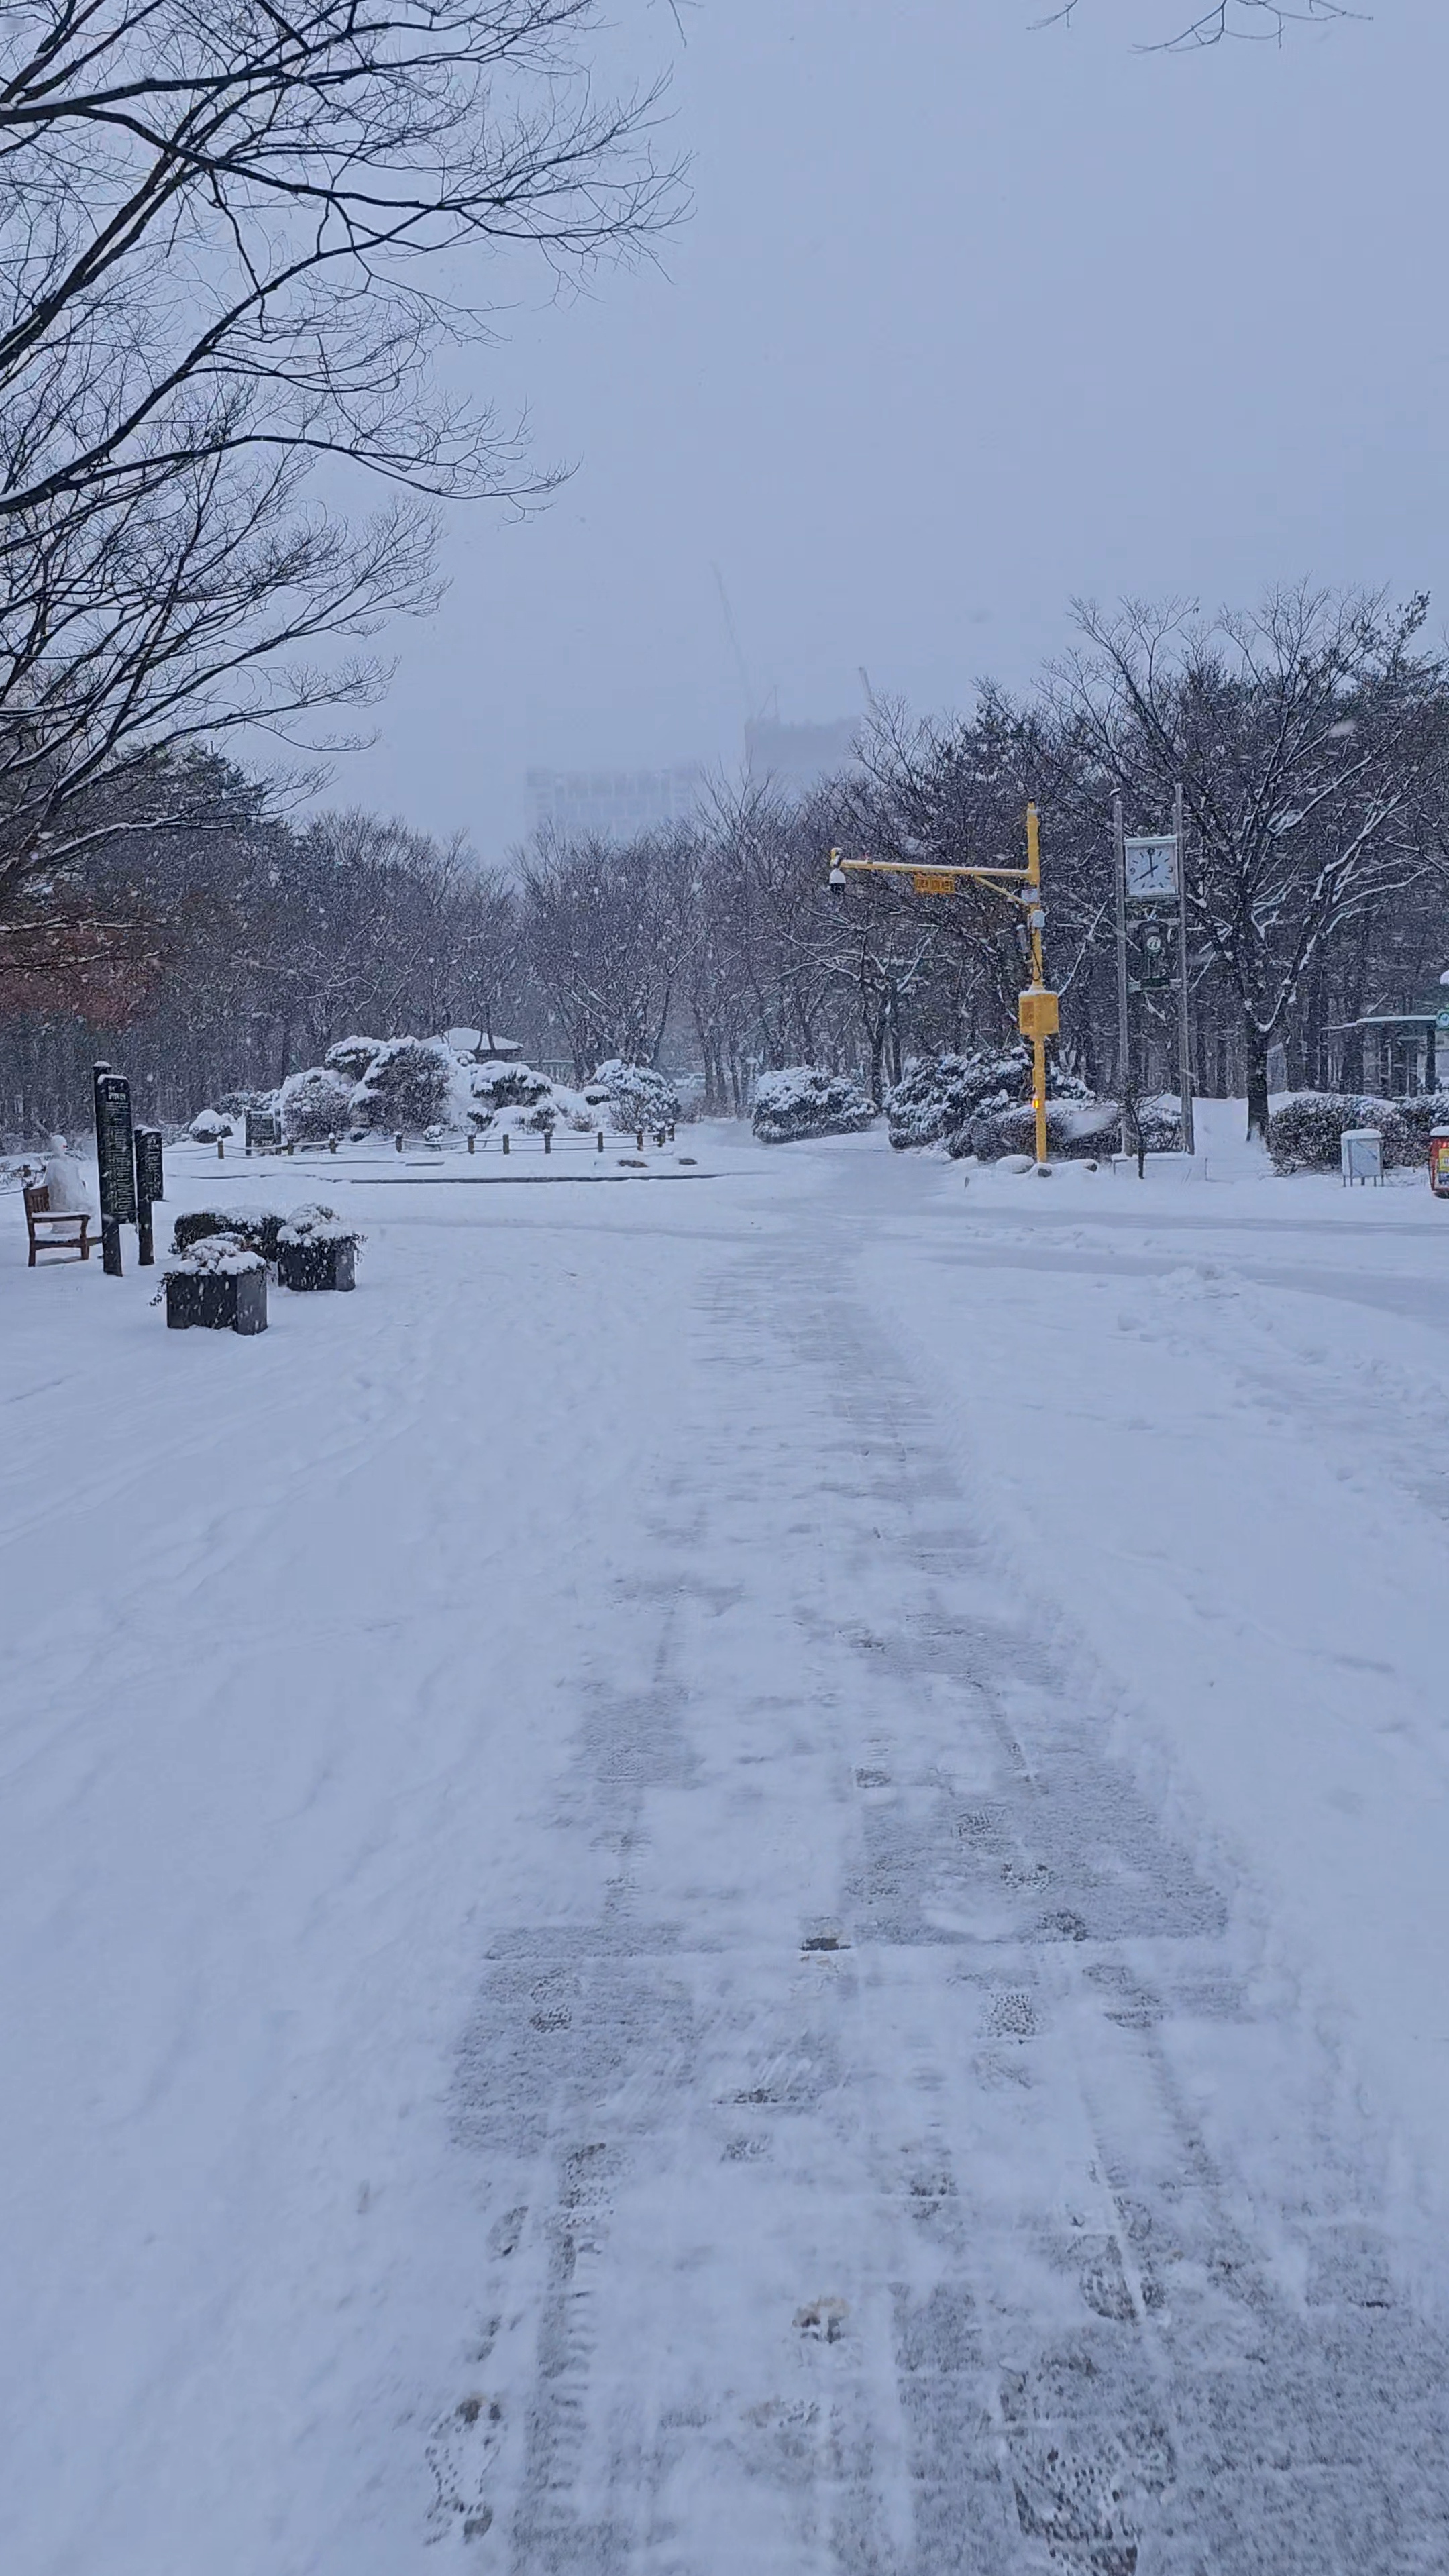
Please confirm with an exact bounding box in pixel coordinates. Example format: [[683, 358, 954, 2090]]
[[331, 0, 1449, 859]]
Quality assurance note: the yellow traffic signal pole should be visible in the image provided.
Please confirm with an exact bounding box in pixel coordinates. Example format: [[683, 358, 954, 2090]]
[[828, 802, 1059, 1165]]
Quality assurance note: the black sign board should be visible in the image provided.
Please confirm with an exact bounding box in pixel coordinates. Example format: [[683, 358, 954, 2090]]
[[246, 1108, 281, 1152], [135, 1127, 164, 1205], [95, 1075, 137, 1222]]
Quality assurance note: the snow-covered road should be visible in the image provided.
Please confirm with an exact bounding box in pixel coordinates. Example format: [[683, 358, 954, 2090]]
[[5, 1122, 1449, 2573]]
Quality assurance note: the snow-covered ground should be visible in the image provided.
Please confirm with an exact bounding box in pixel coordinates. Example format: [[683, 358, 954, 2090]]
[[5, 1108, 1449, 2573]]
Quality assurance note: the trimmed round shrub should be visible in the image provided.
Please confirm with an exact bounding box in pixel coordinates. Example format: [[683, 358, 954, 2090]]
[[279, 1065, 353, 1143], [349, 1036, 456, 1133], [752, 1067, 877, 1144], [470, 1061, 553, 1116], [591, 1059, 680, 1134], [325, 1035, 386, 1083], [188, 1108, 233, 1142]]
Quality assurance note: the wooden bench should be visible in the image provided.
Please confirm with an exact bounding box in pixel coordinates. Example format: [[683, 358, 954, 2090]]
[[23, 1181, 93, 1265]]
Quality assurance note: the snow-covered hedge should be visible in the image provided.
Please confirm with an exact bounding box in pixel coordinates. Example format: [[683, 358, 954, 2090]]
[[752, 1066, 877, 1144], [965, 1099, 1112, 1163], [279, 1065, 353, 1143], [967, 1092, 1181, 1163], [589, 1059, 680, 1134], [187, 1108, 233, 1142], [164, 1233, 266, 1278], [1265, 1090, 1436, 1173]]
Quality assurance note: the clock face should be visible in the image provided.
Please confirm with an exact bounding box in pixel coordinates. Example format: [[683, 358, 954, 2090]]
[[1124, 835, 1177, 902]]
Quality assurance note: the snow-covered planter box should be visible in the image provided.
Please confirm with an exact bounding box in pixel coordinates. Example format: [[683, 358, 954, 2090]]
[[187, 1109, 233, 1144], [164, 1235, 268, 1334], [752, 1067, 877, 1144], [590, 1060, 680, 1134], [279, 1065, 354, 1144], [276, 1206, 362, 1293], [1267, 1091, 1417, 1175]]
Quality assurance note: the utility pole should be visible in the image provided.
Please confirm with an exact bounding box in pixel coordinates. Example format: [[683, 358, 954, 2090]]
[[1174, 781, 1195, 1156], [1112, 794, 1132, 1157], [1023, 803, 1051, 1167]]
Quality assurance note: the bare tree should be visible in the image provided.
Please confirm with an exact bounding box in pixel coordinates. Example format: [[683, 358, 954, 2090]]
[[522, 826, 697, 1078], [1056, 587, 1449, 1134], [1036, 1, 1353, 47], [0, 2, 680, 938], [0, 1, 678, 526]]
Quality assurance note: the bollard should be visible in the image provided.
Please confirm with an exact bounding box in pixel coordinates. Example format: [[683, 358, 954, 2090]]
[[329, 1134, 338, 1154], [217, 1138, 224, 1160], [468, 1131, 475, 1155], [636, 1128, 644, 1151], [668, 1122, 676, 1142], [502, 1131, 510, 1156], [395, 1132, 403, 1154], [544, 1128, 551, 1155], [597, 1130, 604, 1152], [287, 1140, 295, 1155]]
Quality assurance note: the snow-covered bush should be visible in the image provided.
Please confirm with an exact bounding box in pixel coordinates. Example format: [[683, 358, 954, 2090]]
[[325, 1035, 386, 1083], [172, 1205, 290, 1263], [348, 1035, 459, 1134], [216, 1085, 279, 1122], [590, 1059, 680, 1134], [164, 1233, 266, 1278], [1375, 1091, 1449, 1164], [752, 1066, 877, 1144], [885, 1049, 1032, 1151], [278, 1065, 353, 1143], [469, 1060, 553, 1119], [888, 1047, 1091, 1152], [1266, 1091, 1419, 1173], [277, 1205, 361, 1249], [966, 1092, 1179, 1163], [967, 1099, 1115, 1162], [188, 1108, 233, 1142]]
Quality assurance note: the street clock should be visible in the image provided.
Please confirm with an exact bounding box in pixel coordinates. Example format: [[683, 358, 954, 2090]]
[[1124, 833, 1179, 904]]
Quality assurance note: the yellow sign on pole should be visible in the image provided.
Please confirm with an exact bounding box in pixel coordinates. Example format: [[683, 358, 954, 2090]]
[[1017, 988, 1059, 1040], [912, 869, 956, 897]]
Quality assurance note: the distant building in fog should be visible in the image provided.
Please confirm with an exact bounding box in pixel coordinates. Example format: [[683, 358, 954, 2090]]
[[527, 763, 704, 842], [745, 716, 858, 795]]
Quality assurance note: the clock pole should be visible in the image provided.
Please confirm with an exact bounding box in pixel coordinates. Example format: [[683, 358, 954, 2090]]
[[1112, 794, 1132, 1158], [1174, 780, 1195, 1155]]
